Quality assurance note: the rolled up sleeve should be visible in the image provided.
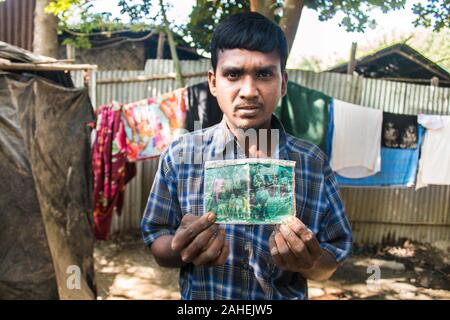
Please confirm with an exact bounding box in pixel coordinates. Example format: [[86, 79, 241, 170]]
[[317, 161, 353, 263], [141, 148, 181, 247]]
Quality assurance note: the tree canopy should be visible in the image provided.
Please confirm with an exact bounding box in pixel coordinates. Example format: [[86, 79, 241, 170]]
[[45, 0, 449, 55]]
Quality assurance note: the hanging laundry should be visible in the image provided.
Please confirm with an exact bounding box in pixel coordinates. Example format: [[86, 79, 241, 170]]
[[330, 99, 383, 179], [92, 102, 136, 240], [186, 81, 223, 131], [122, 88, 187, 161], [418, 114, 444, 130], [382, 112, 418, 149], [416, 116, 450, 189], [274, 81, 331, 152], [335, 125, 424, 187]]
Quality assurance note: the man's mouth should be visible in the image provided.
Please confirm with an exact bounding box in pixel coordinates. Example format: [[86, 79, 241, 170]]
[[235, 105, 262, 117], [236, 105, 260, 110], [235, 104, 262, 118]]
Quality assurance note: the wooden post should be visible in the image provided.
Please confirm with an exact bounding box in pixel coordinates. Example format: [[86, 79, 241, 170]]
[[156, 31, 165, 59], [66, 44, 75, 61], [430, 76, 439, 87], [347, 42, 357, 75]]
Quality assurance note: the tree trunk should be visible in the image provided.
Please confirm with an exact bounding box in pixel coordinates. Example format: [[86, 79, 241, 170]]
[[250, 0, 304, 55], [33, 0, 59, 58], [279, 0, 304, 54], [250, 0, 276, 20]]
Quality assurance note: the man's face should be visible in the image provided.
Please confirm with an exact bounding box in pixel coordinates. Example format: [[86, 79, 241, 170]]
[[208, 49, 287, 130]]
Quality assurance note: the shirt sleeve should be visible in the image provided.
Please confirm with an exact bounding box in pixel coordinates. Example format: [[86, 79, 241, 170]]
[[316, 159, 353, 263], [140, 147, 182, 247]]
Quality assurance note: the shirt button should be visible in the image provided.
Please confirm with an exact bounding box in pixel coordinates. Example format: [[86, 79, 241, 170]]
[[242, 262, 249, 270]]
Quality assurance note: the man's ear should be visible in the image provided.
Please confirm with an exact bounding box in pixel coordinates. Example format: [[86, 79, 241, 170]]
[[208, 69, 217, 97], [281, 70, 288, 97]]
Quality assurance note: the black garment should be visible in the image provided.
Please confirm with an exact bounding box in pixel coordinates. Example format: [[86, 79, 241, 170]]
[[186, 81, 223, 132], [0, 72, 96, 299], [382, 112, 418, 149]]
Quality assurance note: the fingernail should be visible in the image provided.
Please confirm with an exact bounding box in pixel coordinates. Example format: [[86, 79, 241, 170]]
[[207, 212, 215, 222]]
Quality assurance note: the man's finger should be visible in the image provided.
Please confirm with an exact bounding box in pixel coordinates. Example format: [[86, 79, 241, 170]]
[[274, 231, 297, 269], [208, 242, 229, 266], [286, 217, 322, 259], [180, 224, 219, 263], [193, 229, 226, 266], [172, 212, 216, 251], [269, 231, 286, 269], [279, 224, 313, 269]]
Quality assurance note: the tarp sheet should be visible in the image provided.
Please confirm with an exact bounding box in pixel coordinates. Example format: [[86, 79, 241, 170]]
[[0, 72, 96, 299]]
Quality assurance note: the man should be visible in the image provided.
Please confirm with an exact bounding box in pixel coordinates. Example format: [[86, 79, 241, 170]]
[[141, 12, 352, 299]]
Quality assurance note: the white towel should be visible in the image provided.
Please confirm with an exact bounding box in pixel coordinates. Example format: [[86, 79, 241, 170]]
[[416, 116, 450, 189], [331, 100, 383, 178], [418, 114, 444, 130]]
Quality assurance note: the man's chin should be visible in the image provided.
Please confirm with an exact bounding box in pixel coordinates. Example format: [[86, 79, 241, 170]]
[[234, 117, 269, 130]]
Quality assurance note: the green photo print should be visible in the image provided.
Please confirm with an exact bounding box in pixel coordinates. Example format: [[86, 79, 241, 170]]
[[204, 159, 296, 224]]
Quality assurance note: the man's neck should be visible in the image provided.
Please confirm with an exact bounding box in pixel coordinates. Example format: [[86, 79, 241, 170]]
[[224, 117, 275, 158]]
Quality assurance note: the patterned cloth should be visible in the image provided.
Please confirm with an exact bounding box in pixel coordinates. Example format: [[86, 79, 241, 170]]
[[381, 112, 418, 149], [92, 102, 136, 240], [141, 116, 352, 300], [122, 88, 187, 161]]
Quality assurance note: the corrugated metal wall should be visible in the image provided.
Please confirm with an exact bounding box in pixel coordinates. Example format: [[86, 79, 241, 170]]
[[0, 0, 35, 51], [75, 60, 450, 244]]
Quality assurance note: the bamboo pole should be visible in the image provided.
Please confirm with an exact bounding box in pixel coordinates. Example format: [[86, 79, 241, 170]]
[[96, 71, 207, 85], [0, 62, 97, 71]]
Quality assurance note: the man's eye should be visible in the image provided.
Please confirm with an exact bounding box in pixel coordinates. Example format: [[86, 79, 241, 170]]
[[257, 71, 272, 79], [226, 72, 240, 80]]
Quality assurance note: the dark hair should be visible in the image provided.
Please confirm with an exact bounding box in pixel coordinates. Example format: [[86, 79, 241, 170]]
[[210, 12, 288, 73]]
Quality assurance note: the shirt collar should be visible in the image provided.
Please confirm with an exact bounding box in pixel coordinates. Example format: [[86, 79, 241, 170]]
[[212, 115, 288, 160]]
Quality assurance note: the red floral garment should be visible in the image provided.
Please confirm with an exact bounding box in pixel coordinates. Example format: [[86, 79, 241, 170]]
[[92, 102, 136, 240]]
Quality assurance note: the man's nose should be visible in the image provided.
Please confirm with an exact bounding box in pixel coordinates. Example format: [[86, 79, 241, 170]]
[[239, 76, 258, 100]]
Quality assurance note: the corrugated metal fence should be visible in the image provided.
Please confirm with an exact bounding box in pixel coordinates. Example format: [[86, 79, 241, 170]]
[[0, 0, 35, 51], [74, 59, 450, 244]]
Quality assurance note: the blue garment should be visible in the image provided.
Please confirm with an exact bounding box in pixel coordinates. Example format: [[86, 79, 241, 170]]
[[327, 102, 424, 187], [141, 116, 352, 300]]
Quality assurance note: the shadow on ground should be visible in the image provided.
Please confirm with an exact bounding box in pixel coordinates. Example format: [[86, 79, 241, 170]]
[[94, 233, 450, 300]]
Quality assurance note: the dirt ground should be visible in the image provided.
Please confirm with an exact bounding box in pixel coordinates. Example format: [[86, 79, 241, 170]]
[[94, 232, 450, 300]]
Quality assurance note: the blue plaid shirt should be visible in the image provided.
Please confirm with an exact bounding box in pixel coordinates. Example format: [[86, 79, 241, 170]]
[[141, 116, 352, 300]]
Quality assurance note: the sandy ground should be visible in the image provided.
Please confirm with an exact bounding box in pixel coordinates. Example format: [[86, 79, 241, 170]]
[[94, 232, 450, 300]]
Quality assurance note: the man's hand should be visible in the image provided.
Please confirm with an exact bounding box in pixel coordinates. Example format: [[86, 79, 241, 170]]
[[171, 212, 229, 266], [269, 216, 322, 272]]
